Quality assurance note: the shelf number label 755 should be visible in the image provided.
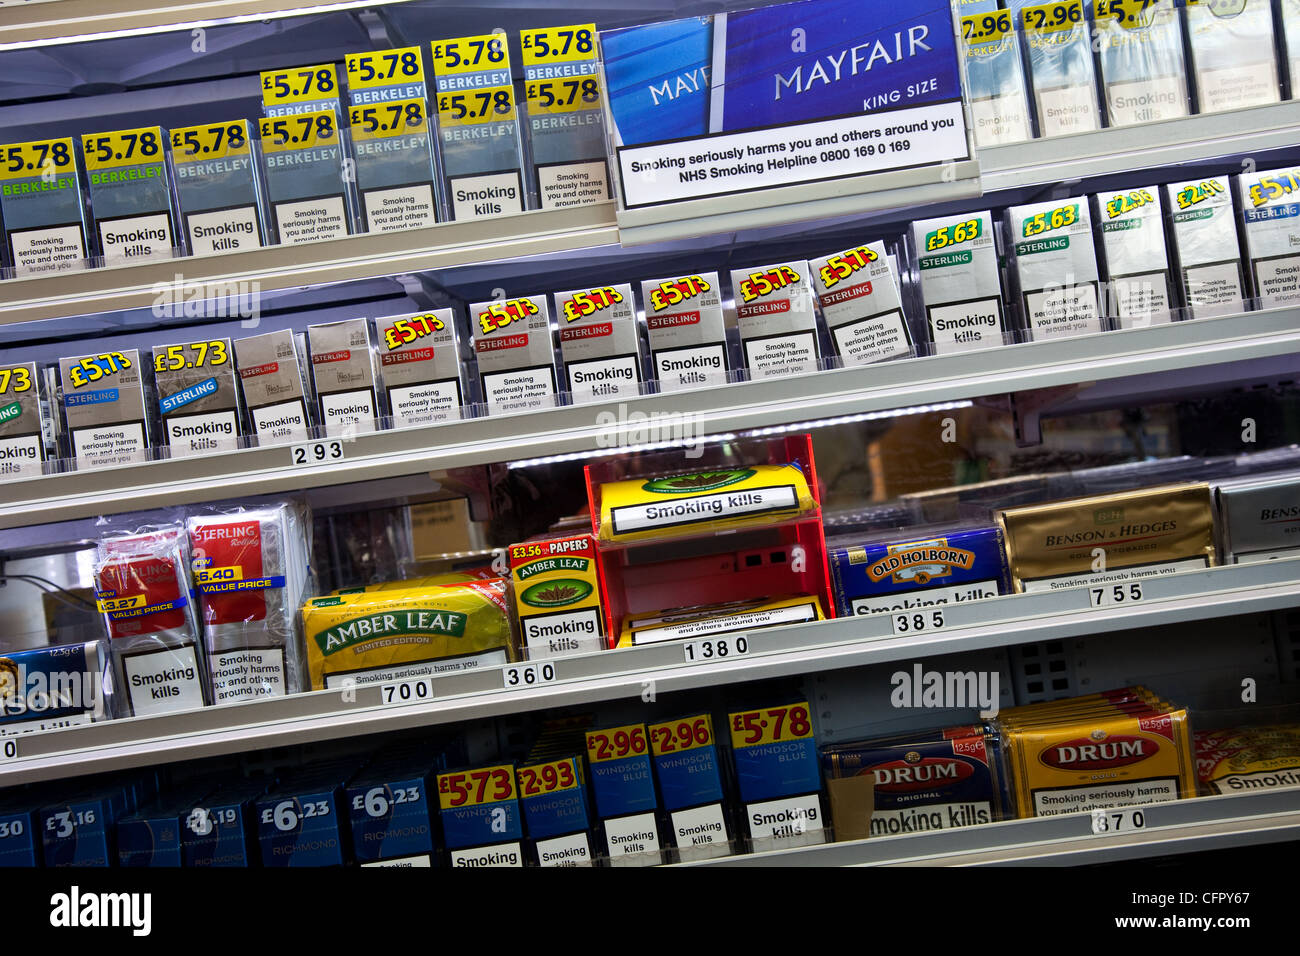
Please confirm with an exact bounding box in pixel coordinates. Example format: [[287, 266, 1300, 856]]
[[1089, 582, 1144, 607]]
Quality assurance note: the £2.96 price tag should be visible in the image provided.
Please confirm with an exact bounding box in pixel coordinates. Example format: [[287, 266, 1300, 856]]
[[585, 724, 648, 762], [290, 438, 345, 467], [1088, 582, 1143, 608], [648, 715, 713, 756], [729, 703, 813, 748]]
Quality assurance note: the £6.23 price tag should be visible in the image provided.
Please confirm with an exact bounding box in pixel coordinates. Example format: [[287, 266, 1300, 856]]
[[892, 609, 945, 635], [290, 438, 345, 467], [683, 634, 749, 663], [1091, 806, 1146, 834], [1088, 582, 1143, 608]]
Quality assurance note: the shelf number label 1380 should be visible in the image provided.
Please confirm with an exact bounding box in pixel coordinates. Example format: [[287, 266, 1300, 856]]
[[290, 439, 345, 467], [1088, 582, 1143, 608], [683, 635, 748, 663]]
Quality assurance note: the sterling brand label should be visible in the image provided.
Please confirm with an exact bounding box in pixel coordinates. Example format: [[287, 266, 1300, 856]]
[[0, 362, 45, 479], [1186, 0, 1279, 114], [59, 348, 148, 467], [641, 272, 728, 392], [82, 125, 177, 264], [308, 319, 380, 435], [234, 329, 312, 443], [996, 482, 1216, 592], [729, 261, 820, 380], [1216, 472, 1300, 562], [170, 120, 265, 255], [912, 210, 1006, 353], [1239, 165, 1300, 309], [469, 294, 557, 414], [809, 240, 912, 368], [375, 309, 464, 425], [1165, 176, 1244, 318], [1095, 185, 1174, 327], [553, 283, 642, 402], [154, 337, 240, 457], [1008, 198, 1104, 340]]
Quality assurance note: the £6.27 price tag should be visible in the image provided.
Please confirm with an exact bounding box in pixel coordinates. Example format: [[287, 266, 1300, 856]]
[[683, 634, 749, 663], [892, 609, 945, 636], [1091, 807, 1146, 834], [380, 677, 433, 706], [503, 662, 556, 689], [1088, 582, 1143, 608], [290, 439, 345, 467]]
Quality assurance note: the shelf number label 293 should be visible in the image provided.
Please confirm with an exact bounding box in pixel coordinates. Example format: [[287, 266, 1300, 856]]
[[1091, 807, 1146, 834], [503, 662, 556, 689], [290, 439, 345, 467], [1089, 582, 1143, 608], [892, 609, 945, 635], [684, 635, 749, 663]]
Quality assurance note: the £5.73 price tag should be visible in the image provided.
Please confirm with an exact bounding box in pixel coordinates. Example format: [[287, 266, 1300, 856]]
[[1088, 582, 1144, 608], [1091, 806, 1146, 833], [290, 438, 345, 467]]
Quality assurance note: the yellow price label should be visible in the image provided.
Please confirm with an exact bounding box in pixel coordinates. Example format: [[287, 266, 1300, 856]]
[[1104, 188, 1156, 218], [260, 64, 339, 105], [0, 365, 33, 395], [193, 566, 243, 585], [81, 127, 165, 172], [517, 758, 583, 797], [436, 85, 515, 125], [345, 46, 425, 88], [520, 24, 597, 66], [96, 595, 145, 613], [436, 765, 517, 809], [152, 339, 230, 373], [381, 313, 444, 351], [729, 702, 814, 748], [1096, 0, 1162, 28], [1022, 203, 1079, 237], [430, 34, 511, 75], [1174, 178, 1227, 210], [258, 112, 338, 153], [1248, 170, 1300, 208], [649, 715, 714, 756], [960, 11, 1012, 42], [585, 724, 649, 763], [526, 76, 601, 114], [170, 122, 251, 161], [66, 352, 132, 390], [0, 137, 75, 182], [349, 99, 428, 140], [1021, 0, 1084, 34]]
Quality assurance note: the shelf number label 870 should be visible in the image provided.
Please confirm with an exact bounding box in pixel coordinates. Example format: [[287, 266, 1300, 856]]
[[1091, 807, 1145, 834], [1089, 582, 1143, 607]]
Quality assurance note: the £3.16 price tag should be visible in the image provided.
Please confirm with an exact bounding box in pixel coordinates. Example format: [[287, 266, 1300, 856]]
[[290, 439, 345, 467], [1088, 582, 1143, 608], [503, 662, 556, 689], [1091, 807, 1146, 834], [892, 609, 945, 635], [380, 677, 433, 706], [683, 634, 749, 663]]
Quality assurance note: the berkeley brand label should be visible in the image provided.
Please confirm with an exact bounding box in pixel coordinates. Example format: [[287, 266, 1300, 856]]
[[185, 207, 262, 255], [363, 183, 437, 232], [208, 647, 285, 704], [603, 812, 659, 858], [449, 171, 523, 221], [97, 212, 173, 263], [535, 831, 593, 867], [1105, 76, 1187, 126], [122, 643, 205, 716], [450, 841, 523, 867]]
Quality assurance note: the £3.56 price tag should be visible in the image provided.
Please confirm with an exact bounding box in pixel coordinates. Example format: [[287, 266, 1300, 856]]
[[290, 438, 345, 467], [1091, 806, 1146, 834], [1088, 582, 1144, 608], [892, 609, 945, 635]]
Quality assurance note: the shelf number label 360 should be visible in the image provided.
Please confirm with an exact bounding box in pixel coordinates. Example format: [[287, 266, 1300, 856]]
[[1089, 582, 1143, 607], [1091, 807, 1146, 834], [503, 662, 556, 689], [892, 609, 945, 635], [683, 635, 748, 663], [290, 439, 345, 467]]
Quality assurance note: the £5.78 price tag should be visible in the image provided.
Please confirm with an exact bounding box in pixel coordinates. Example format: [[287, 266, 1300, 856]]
[[1088, 581, 1144, 608], [290, 438, 345, 467], [729, 703, 813, 748]]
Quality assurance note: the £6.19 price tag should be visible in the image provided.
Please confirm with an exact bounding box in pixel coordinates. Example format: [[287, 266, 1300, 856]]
[[1088, 581, 1143, 608], [1091, 806, 1146, 834], [683, 634, 749, 663], [892, 609, 945, 636], [290, 438, 345, 467]]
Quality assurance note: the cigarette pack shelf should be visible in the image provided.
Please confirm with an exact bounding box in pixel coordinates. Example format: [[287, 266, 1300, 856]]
[[2, 0, 1300, 874]]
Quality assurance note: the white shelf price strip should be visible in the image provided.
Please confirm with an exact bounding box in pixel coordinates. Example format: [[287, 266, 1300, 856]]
[[503, 662, 556, 689], [380, 677, 433, 706]]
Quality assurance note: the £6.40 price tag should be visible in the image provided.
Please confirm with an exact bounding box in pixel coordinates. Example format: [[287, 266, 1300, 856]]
[[380, 677, 433, 706], [892, 609, 945, 635], [503, 662, 556, 689], [1091, 807, 1146, 834], [290, 439, 345, 467], [1088, 582, 1144, 608], [0, 739, 16, 762], [683, 634, 749, 663]]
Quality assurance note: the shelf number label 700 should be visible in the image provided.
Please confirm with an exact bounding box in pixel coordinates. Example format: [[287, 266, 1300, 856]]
[[1089, 582, 1143, 607], [893, 609, 945, 635], [381, 677, 433, 706], [291, 439, 345, 467]]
